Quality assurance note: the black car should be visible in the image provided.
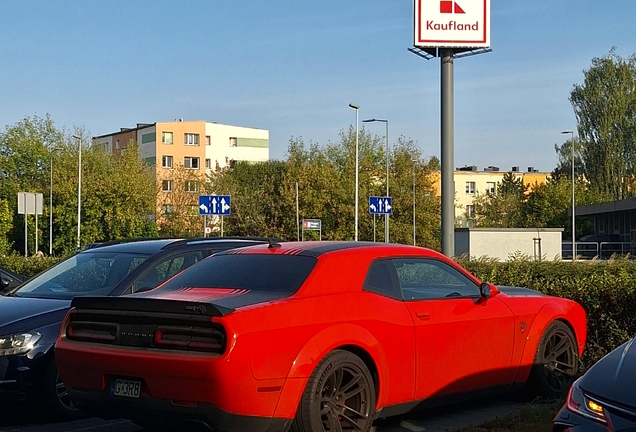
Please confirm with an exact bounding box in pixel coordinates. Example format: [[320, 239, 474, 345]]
[[553, 338, 636, 431], [0, 237, 275, 419], [0, 265, 27, 294]]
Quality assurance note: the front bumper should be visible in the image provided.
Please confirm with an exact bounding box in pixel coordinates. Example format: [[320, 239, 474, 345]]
[[553, 403, 628, 432], [69, 387, 291, 432], [0, 348, 50, 401]]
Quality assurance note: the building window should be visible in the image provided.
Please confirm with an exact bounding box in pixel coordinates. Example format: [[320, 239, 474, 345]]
[[115, 140, 120, 149], [466, 181, 476, 194], [229, 137, 237, 147], [205, 136, 211, 146], [184, 157, 200, 169], [162, 132, 173, 144], [205, 158, 211, 169], [466, 205, 475, 218], [162, 155, 173, 168], [486, 182, 496, 195], [185, 181, 200, 193], [162, 204, 174, 215], [162, 180, 173, 192], [184, 133, 199, 146]]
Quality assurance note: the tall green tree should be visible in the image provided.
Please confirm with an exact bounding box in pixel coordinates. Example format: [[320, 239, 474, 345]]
[[570, 50, 636, 200]]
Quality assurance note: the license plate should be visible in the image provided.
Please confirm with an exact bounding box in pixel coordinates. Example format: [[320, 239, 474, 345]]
[[110, 378, 141, 398]]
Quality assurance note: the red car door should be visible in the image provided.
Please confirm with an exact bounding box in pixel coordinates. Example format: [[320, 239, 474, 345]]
[[393, 258, 515, 400]]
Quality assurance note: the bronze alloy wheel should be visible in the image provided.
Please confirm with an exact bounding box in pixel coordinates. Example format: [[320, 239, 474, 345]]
[[528, 321, 578, 398], [292, 350, 376, 432]]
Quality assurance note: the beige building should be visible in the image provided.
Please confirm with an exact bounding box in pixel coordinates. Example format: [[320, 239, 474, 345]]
[[430, 165, 551, 226], [93, 119, 269, 220]]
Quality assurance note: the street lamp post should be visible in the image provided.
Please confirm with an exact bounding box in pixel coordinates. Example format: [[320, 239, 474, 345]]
[[362, 118, 390, 243], [349, 103, 359, 241], [412, 159, 417, 246], [49, 147, 62, 255], [562, 130, 575, 260], [73, 134, 82, 252]]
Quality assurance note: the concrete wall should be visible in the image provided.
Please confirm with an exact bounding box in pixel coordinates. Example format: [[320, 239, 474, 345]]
[[455, 228, 563, 261]]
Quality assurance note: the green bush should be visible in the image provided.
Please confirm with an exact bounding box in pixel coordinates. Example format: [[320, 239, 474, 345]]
[[458, 256, 636, 370], [0, 254, 67, 278]]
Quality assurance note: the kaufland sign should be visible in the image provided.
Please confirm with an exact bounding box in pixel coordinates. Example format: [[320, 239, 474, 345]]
[[414, 0, 490, 48]]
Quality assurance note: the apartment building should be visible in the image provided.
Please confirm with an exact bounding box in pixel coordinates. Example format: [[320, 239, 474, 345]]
[[93, 119, 269, 219], [430, 165, 551, 225]]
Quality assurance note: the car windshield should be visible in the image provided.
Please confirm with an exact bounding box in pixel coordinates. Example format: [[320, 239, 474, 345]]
[[13, 251, 151, 300], [157, 254, 317, 293]]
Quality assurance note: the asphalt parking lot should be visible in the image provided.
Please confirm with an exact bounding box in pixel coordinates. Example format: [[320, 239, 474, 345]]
[[0, 395, 529, 432]]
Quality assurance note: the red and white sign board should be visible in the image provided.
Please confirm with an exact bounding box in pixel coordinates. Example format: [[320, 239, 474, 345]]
[[414, 0, 490, 48]]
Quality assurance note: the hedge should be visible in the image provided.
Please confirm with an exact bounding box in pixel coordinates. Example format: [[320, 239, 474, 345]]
[[459, 256, 636, 370]]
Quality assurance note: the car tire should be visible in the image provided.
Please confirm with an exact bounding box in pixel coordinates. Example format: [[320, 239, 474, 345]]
[[42, 359, 83, 420], [291, 349, 376, 432], [525, 321, 578, 399]]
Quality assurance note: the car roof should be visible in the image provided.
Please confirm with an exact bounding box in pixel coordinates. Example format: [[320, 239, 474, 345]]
[[222, 241, 441, 258], [80, 237, 278, 255]]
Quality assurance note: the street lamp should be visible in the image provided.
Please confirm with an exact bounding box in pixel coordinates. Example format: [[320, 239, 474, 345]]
[[73, 134, 82, 252], [49, 147, 63, 255], [562, 130, 575, 260], [349, 103, 359, 241], [412, 159, 417, 246], [362, 118, 389, 243]]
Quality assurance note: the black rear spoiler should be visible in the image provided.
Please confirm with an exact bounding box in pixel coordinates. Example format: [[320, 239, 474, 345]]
[[71, 296, 234, 317]]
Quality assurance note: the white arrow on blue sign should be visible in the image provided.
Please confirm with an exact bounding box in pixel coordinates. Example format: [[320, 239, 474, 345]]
[[368, 196, 392, 215], [198, 195, 231, 215]]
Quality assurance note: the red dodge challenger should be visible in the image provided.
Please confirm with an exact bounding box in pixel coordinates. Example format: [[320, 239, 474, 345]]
[[55, 241, 586, 432]]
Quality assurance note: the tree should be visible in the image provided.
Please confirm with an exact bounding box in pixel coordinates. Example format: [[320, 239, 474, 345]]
[[471, 172, 527, 228], [570, 49, 636, 200]]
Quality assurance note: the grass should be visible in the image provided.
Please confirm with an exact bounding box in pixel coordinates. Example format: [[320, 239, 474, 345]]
[[456, 400, 563, 432]]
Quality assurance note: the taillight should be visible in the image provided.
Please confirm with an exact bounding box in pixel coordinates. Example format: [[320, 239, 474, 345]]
[[67, 321, 117, 343], [154, 326, 224, 353]]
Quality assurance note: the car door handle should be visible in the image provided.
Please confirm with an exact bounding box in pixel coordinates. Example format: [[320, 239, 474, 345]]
[[415, 312, 431, 320]]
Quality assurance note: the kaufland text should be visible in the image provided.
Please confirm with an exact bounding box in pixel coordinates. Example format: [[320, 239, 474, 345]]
[[426, 20, 479, 31]]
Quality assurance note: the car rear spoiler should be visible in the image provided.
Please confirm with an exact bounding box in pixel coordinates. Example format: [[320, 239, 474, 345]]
[[71, 296, 234, 317]]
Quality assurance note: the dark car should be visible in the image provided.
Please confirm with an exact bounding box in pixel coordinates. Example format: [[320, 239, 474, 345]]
[[0, 265, 27, 294], [0, 237, 275, 419], [553, 338, 636, 431]]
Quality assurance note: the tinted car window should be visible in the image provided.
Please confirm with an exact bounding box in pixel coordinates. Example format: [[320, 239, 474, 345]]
[[14, 252, 151, 299], [363, 259, 400, 299], [158, 254, 317, 293], [394, 258, 479, 300]]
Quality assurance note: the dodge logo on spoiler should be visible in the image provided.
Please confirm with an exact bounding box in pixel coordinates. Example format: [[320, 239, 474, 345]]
[[184, 304, 207, 314]]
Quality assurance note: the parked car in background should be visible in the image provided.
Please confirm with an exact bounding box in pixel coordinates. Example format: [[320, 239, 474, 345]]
[[0, 265, 27, 294], [55, 241, 587, 432], [553, 337, 636, 431], [0, 237, 275, 419]]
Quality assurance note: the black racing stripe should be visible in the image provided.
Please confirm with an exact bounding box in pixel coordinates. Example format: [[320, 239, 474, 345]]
[[209, 290, 292, 309], [299, 241, 383, 258], [497, 286, 544, 296]]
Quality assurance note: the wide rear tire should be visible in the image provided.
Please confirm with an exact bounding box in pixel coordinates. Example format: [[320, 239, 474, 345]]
[[525, 321, 578, 399], [291, 350, 376, 432]]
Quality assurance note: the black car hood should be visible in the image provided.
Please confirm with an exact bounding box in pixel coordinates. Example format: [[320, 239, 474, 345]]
[[580, 338, 636, 409], [0, 296, 71, 335]]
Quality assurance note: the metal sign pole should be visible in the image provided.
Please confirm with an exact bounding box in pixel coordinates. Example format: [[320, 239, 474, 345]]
[[204, 215, 207, 237], [441, 48, 455, 257], [221, 216, 224, 237], [24, 194, 27, 257]]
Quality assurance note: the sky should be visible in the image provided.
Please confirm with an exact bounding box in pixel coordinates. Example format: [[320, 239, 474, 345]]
[[1, 1, 636, 173]]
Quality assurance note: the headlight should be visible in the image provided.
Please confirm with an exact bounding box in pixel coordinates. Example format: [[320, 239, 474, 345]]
[[0, 331, 42, 356], [566, 378, 606, 424]]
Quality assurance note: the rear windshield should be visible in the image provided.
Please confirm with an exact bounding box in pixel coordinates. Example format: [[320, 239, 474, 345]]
[[158, 254, 317, 293]]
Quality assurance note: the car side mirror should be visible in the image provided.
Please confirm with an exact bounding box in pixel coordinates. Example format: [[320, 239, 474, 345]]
[[479, 282, 498, 298]]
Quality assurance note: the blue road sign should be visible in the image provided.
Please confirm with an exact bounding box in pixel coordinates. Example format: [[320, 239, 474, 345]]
[[198, 195, 231, 215], [368, 196, 392, 215]]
